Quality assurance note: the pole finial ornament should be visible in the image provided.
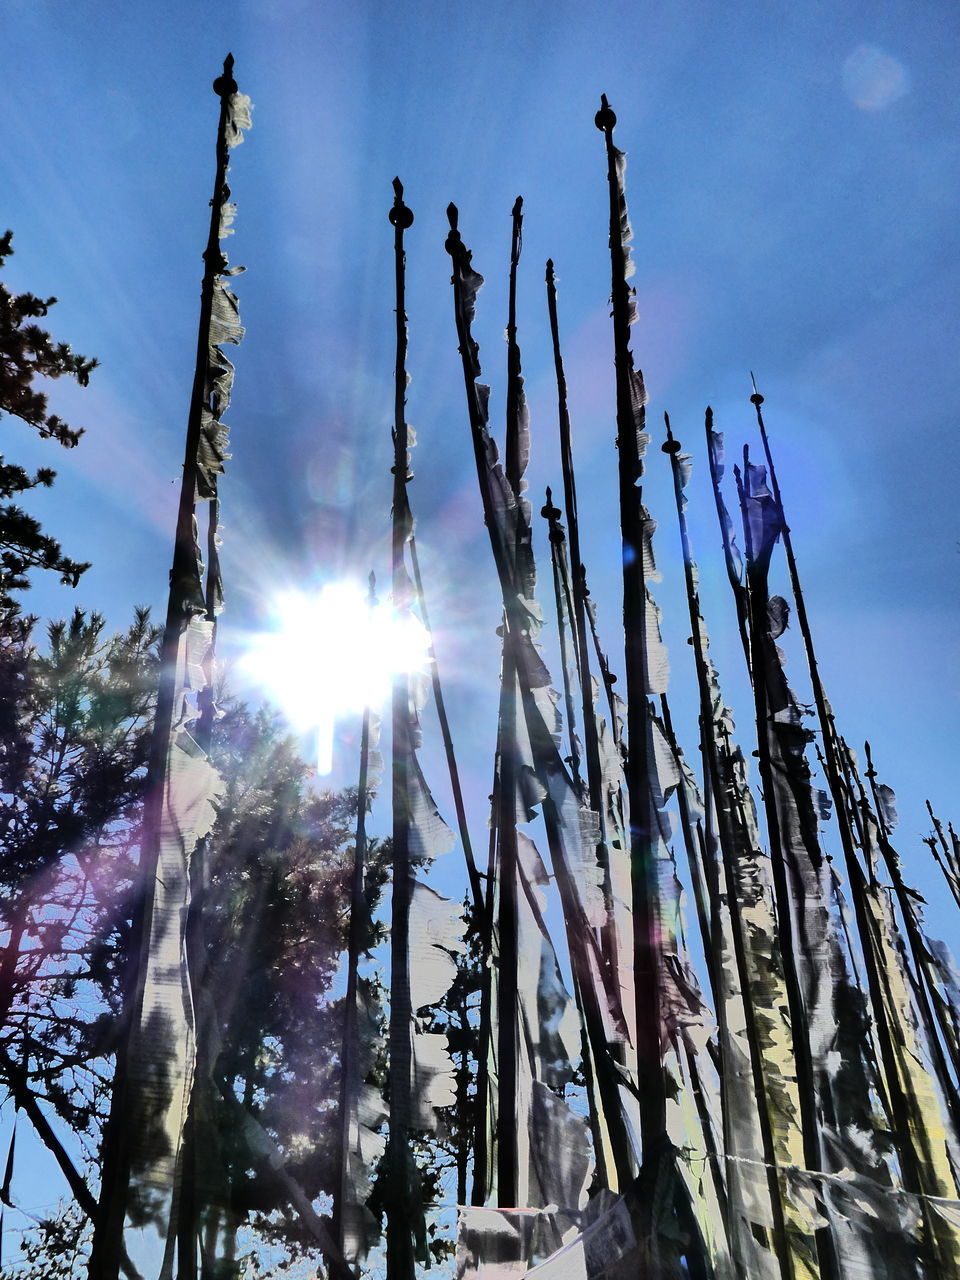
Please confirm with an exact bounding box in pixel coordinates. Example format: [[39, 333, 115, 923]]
[[595, 93, 617, 132], [541, 486, 563, 525], [662, 411, 681, 453], [444, 204, 462, 256], [213, 53, 237, 98], [390, 177, 414, 229]]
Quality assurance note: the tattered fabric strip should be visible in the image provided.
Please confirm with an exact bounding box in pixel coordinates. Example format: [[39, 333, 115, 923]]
[[642, 711, 734, 1280], [447, 208, 629, 1207], [514, 833, 594, 1212], [126, 626, 222, 1192], [385, 197, 467, 1268], [447, 207, 728, 1265], [857, 811, 960, 1270], [737, 450, 932, 1278], [671, 438, 836, 1279], [111, 67, 251, 1280]]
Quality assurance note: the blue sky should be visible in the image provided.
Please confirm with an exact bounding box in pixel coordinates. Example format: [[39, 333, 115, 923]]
[[1, 0, 959, 1244]]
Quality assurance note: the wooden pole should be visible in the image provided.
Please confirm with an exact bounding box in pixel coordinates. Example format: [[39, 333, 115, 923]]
[[594, 92, 665, 1152], [90, 57, 243, 1280], [386, 180, 417, 1280]]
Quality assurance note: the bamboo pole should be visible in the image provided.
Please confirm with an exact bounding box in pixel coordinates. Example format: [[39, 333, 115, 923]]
[[595, 95, 715, 1278], [863, 745, 960, 1134], [732, 448, 837, 1280], [594, 91, 665, 1154], [407, 532, 484, 915], [925, 801, 960, 913], [333, 574, 377, 1264], [386, 180, 417, 1280], [489, 195, 527, 1209], [542, 490, 584, 791], [470, 742, 501, 1205], [90, 57, 243, 1280], [545, 264, 605, 835], [662, 416, 793, 1280], [545, 268, 640, 1149], [748, 383, 958, 1239], [835, 740, 959, 1276]]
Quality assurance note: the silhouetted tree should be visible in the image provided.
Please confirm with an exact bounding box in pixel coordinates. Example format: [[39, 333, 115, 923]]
[[423, 896, 484, 1209], [0, 231, 97, 604], [0, 608, 157, 1280], [152, 703, 392, 1275], [0, 668, 386, 1274], [0, 609, 158, 1175], [0, 1200, 91, 1280]]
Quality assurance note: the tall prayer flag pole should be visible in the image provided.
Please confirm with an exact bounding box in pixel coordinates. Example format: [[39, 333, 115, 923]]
[[90, 56, 250, 1280]]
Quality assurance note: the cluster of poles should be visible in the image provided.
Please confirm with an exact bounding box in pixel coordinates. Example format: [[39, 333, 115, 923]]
[[86, 59, 960, 1280]]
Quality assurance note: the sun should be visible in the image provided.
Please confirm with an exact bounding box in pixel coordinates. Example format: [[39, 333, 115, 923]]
[[240, 580, 430, 773]]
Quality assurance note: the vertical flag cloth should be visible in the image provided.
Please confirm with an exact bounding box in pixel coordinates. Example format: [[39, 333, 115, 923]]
[[594, 95, 671, 1171], [337, 692, 388, 1269], [444, 204, 602, 1226], [716, 425, 949, 1278], [90, 58, 250, 1280], [594, 96, 728, 1277], [747, 388, 960, 1276], [445, 196, 727, 1279], [838, 744, 960, 1277], [385, 180, 467, 1280], [673, 426, 817, 1279]]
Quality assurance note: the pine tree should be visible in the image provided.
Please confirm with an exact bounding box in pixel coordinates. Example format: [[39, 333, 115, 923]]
[[112, 700, 389, 1276], [0, 231, 97, 603], [0, 609, 158, 1173], [0, 1200, 91, 1280]]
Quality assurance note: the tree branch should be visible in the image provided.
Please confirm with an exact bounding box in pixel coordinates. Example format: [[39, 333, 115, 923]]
[[0, 1047, 141, 1280]]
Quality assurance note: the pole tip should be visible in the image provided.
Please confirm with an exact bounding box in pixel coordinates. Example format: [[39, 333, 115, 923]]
[[705, 405, 713, 427], [750, 371, 764, 406], [444, 204, 462, 255], [213, 54, 238, 97], [541, 488, 562, 523], [661, 412, 681, 453], [512, 195, 523, 218], [389, 178, 414, 229], [595, 94, 616, 132]]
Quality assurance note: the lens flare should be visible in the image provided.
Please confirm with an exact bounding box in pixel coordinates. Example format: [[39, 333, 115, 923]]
[[240, 580, 429, 773], [843, 45, 909, 111]]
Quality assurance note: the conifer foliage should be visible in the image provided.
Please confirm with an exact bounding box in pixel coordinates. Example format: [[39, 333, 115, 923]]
[[0, 232, 96, 599], [0, 608, 158, 1274], [187, 704, 389, 1272], [0, 656, 383, 1276]]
